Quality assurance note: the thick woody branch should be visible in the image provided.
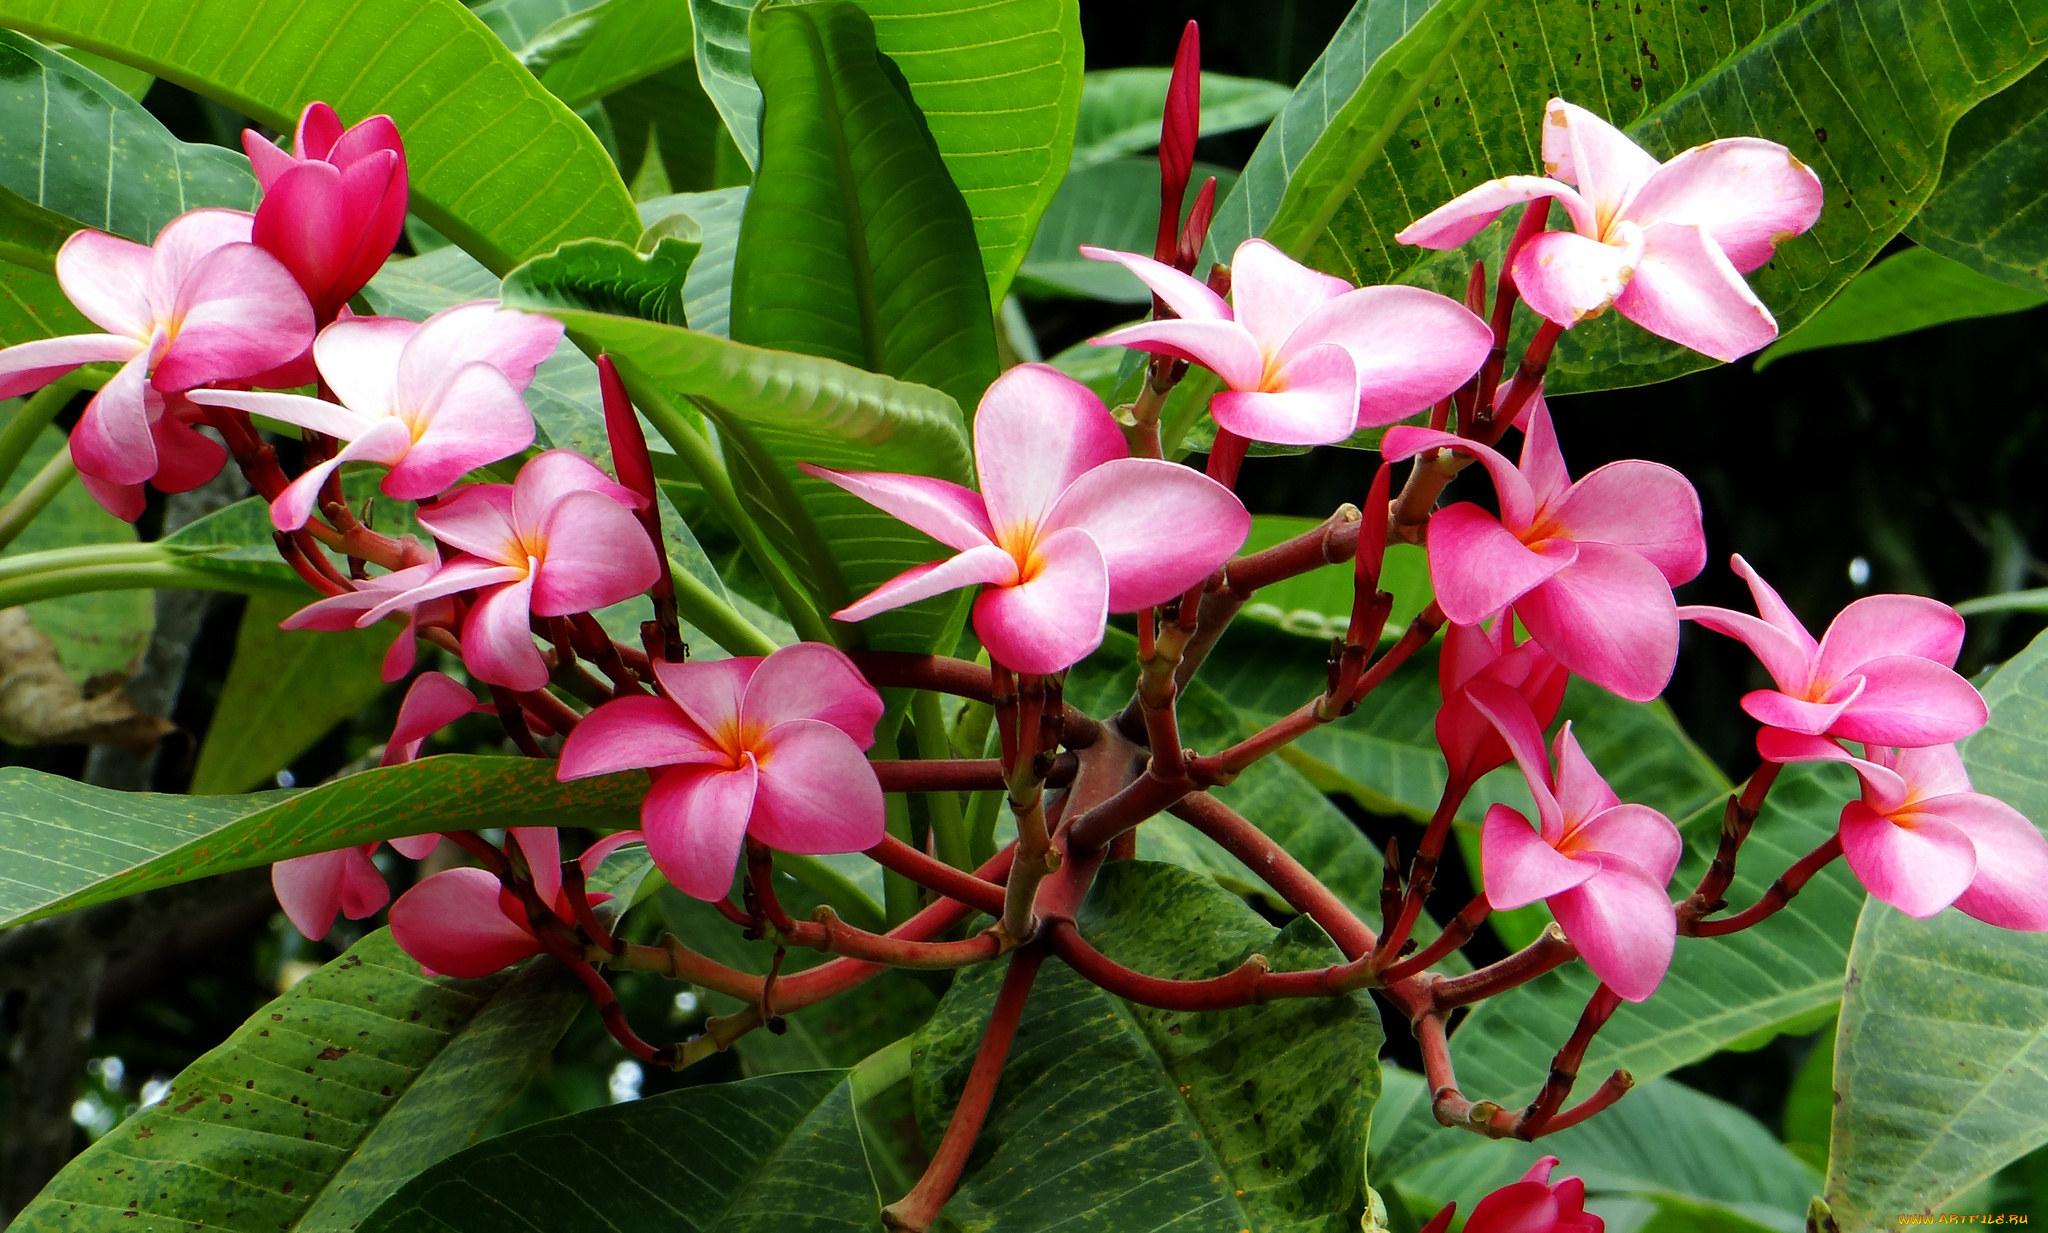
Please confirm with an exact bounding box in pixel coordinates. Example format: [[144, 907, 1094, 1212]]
[[871, 755, 1076, 794], [847, 652, 1101, 750], [864, 834, 1009, 915]]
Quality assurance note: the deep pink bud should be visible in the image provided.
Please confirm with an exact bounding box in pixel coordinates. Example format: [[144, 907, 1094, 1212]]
[[597, 354, 674, 604], [1154, 20, 1201, 265], [1463, 1157, 1604, 1233], [245, 102, 409, 323], [1175, 175, 1217, 275]]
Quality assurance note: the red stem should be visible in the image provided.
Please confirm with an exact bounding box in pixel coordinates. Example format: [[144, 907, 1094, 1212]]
[[1431, 924, 1576, 1011], [865, 834, 1010, 916], [1689, 833, 1843, 937]]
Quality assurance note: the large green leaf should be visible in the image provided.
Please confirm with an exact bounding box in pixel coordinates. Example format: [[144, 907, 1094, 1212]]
[[1015, 157, 1238, 302], [0, 30, 255, 269], [913, 860, 1383, 1231], [1823, 629, 2048, 1229], [1294, 0, 2048, 396], [188, 593, 396, 796], [1755, 247, 2047, 369], [358, 1069, 882, 1231], [0, 755, 642, 929], [642, 187, 747, 335], [0, 257, 88, 346], [0, 0, 639, 273], [732, 1, 997, 418], [688, 0, 761, 170], [1909, 60, 2048, 293], [1070, 68, 1291, 170], [10, 928, 584, 1233], [537, 0, 696, 109]]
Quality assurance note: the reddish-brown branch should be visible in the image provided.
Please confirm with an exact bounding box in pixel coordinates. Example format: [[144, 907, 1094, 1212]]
[[847, 652, 1101, 750], [1677, 761, 1785, 932], [1517, 983, 1623, 1137], [1375, 776, 1472, 965], [487, 685, 547, 757], [1169, 793, 1375, 960], [1532, 1070, 1635, 1135], [1049, 920, 1272, 1010], [864, 835, 1009, 915], [1379, 894, 1489, 985], [1431, 924, 1576, 1011], [786, 906, 1005, 969], [561, 858, 620, 955], [871, 755, 1077, 794], [1688, 833, 1844, 937]]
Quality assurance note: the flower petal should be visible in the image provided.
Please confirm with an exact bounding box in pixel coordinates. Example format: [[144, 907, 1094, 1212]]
[[510, 448, 642, 528], [1396, 176, 1595, 249], [797, 465, 995, 552], [1426, 502, 1573, 625], [252, 159, 354, 307], [558, 694, 724, 778], [1043, 457, 1249, 609], [1512, 392, 1572, 508], [529, 490, 660, 616], [269, 416, 414, 531], [972, 363, 1131, 533], [972, 526, 1108, 674], [1542, 98, 1662, 227], [1482, 803, 1592, 911], [1076, 245, 1231, 320], [1930, 793, 2048, 931], [750, 718, 887, 854], [742, 643, 884, 748], [1612, 222, 1776, 362], [1567, 802, 1683, 886], [1839, 798, 1976, 919], [1740, 683, 1863, 738], [1548, 853, 1677, 1002], [1464, 677, 1566, 839], [1380, 428, 1536, 532], [1678, 604, 1814, 695], [1281, 286, 1493, 430], [653, 656, 759, 736], [1551, 723, 1622, 823], [55, 229, 155, 339], [1892, 743, 1974, 799], [1228, 238, 1355, 358], [1621, 137, 1824, 272], [0, 333, 143, 401], [461, 573, 547, 691], [69, 350, 156, 486], [357, 556, 525, 626], [185, 387, 377, 441], [417, 483, 522, 564], [379, 671, 479, 767], [312, 314, 416, 419], [511, 827, 563, 909], [1211, 342, 1360, 446], [1551, 460, 1705, 584], [1516, 541, 1679, 702], [1091, 318, 1266, 392], [1753, 728, 1911, 812], [389, 834, 442, 861], [1816, 593, 1966, 677], [157, 242, 315, 390], [1462, 1182, 1563, 1233], [77, 472, 145, 522], [390, 867, 542, 978], [273, 846, 388, 940], [396, 301, 565, 403], [642, 760, 759, 901], [1829, 656, 1987, 747], [1512, 226, 1644, 328], [835, 544, 1019, 624]]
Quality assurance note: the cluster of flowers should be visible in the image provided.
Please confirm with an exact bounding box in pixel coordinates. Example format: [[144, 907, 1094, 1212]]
[[2, 92, 2038, 1004]]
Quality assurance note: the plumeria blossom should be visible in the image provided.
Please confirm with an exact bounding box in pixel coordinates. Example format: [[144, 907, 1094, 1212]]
[[1437, 618, 1568, 788], [1383, 393, 1705, 702], [271, 672, 480, 939], [187, 301, 561, 530], [1438, 1156, 1605, 1233], [1468, 679, 1683, 1002], [0, 209, 313, 501], [1083, 239, 1492, 446], [245, 102, 408, 324], [1680, 555, 1986, 747], [358, 450, 661, 691], [557, 643, 887, 902], [76, 389, 230, 522], [802, 364, 1249, 673], [1761, 732, 2048, 929], [390, 828, 645, 978], [1398, 98, 1823, 362]]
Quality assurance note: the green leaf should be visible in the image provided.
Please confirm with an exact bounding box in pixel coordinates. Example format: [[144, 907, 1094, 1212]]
[[502, 235, 698, 326], [9, 928, 584, 1233], [0, 30, 256, 268], [642, 186, 748, 335], [0, 258, 90, 347], [1824, 628, 2048, 1228], [52, 45, 151, 99], [913, 860, 1382, 1231], [1, 423, 149, 684], [688, 0, 762, 170], [1781, 1018, 1836, 1171], [187, 593, 395, 795], [607, 64, 747, 199], [357, 1069, 882, 1232], [1071, 68, 1292, 170], [1956, 586, 2048, 616], [733, 1, 998, 418], [1909, 60, 2048, 293], [1014, 157, 1238, 302], [0, 756, 642, 929], [535, 0, 697, 109], [1755, 248, 2047, 369], [1287, 0, 2048, 397], [0, 0, 640, 273]]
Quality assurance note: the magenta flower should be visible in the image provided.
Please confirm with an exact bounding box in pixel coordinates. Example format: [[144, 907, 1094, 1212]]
[[1398, 98, 1823, 362], [1437, 618, 1568, 788], [1383, 393, 1705, 702], [1679, 555, 1986, 747], [557, 643, 887, 902], [244, 102, 408, 324], [1082, 240, 1491, 445], [1761, 732, 2048, 930], [75, 389, 230, 522], [0, 210, 313, 496], [360, 451, 662, 691], [390, 829, 645, 978], [1467, 678, 1683, 1002], [1447, 1156, 1605, 1233], [802, 364, 1249, 673], [187, 301, 561, 530]]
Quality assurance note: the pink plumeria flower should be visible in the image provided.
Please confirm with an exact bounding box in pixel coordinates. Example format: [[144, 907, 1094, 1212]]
[[1467, 678, 1683, 1002], [0, 209, 313, 497], [356, 450, 661, 691], [187, 302, 561, 530], [1383, 392, 1704, 702], [282, 557, 452, 683], [1760, 732, 2048, 930], [1082, 240, 1492, 446], [1398, 98, 1823, 362], [244, 102, 408, 324], [390, 829, 646, 978], [801, 364, 1249, 674], [557, 643, 887, 902], [76, 389, 229, 522], [272, 672, 480, 939], [1444, 1156, 1605, 1233], [1680, 555, 1986, 747], [1437, 618, 1568, 789]]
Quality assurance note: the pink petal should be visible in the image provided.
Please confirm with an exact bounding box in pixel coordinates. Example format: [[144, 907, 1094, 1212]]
[[1547, 853, 1676, 1002], [1816, 593, 1966, 677], [146, 210, 256, 310], [530, 490, 660, 616], [1753, 729, 1911, 812], [834, 544, 1018, 623], [1228, 238, 1354, 358], [579, 829, 646, 875], [1516, 541, 1679, 702], [396, 301, 564, 402], [1551, 723, 1622, 824], [270, 416, 415, 531], [1566, 803, 1683, 886], [1426, 503, 1574, 625], [1677, 606, 1816, 695], [1043, 457, 1249, 609], [1740, 682, 1863, 738], [69, 350, 156, 486], [313, 315, 417, 418], [156, 243, 315, 390], [1482, 803, 1592, 911], [511, 448, 642, 524], [1440, 618, 1512, 694], [1522, 1157, 1562, 1187], [1929, 793, 2048, 931], [358, 556, 526, 626], [283, 562, 436, 630], [273, 845, 388, 940], [642, 760, 760, 901], [78, 472, 145, 522], [1512, 226, 1644, 328], [461, 574, 548, 691], [252, 160, 354, 308], [652, 656, 758, 736], [1461, 1181, 1562, 1233], [1395, 175, 1594, 249], [388, 834, 442, 860], [742, 643, 884, 748], [1551, 461, 1705, 585], [1541, 98, 1662, 226], [797, 465, 995, 552], [971, 526, 1108, 674], [1612, 222, 1776, 362], [56, 229, 156, 340], [149, 406, 227, 493], [1211, 342, 1359, 446], [329, 112, 404, 167], [972, 363, 1131, 533], [1380, 427, 1536, 532], [511, 827, 563, 909], [1893, 743, 1974, 799], [0, 333, 143, 400], [1090, 318, 1266, 392], [1839, 799, 1976, 919], [327, 149, 404, 308], [1731, 554, 1818, 652], [418, 483, 522, 564], [185, 388, 377, 441], [748, 718, 887, 854], [1076, 246, 1231, 320], [295, 102, 345, 161], [1513, 392, 1572, 508], [1620, 137, 1824, 272], [243, 129, 296, 190], [558, 694, 724, 778], [390, 867, 542, 978], [379, 671, 479, 766], [1282, 286, 1493, 430], [1830, 656, 1987, 747]]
